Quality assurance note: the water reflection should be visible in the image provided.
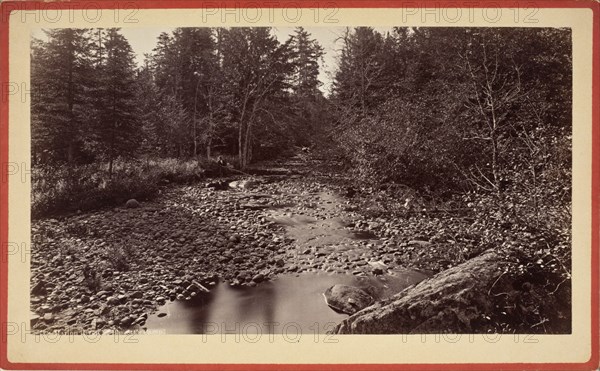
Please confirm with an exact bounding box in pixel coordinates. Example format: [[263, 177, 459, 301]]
[[145, 271, 428, 334]]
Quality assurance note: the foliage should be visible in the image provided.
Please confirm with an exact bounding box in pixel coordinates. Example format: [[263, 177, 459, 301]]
[[331, 27, 571, 215], [103, 245, 131, 272], [83, 264, 103, 292], [31, 29, 95, 164], [331, 28, 572, 328], [89, 28, 140, 175], [31, 158, 215, 218]]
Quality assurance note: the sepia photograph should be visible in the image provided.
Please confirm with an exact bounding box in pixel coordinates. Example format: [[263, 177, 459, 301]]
[[28, 25, 574, 336]]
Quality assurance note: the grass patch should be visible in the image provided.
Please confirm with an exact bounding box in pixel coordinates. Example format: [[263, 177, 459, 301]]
[[32, 157, 227, 218]]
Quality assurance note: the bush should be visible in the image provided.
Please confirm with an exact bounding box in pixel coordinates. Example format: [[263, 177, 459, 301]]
[[31, 157, 220, 218], [104, 245, 131, 271], [83, 264, 102, 292]]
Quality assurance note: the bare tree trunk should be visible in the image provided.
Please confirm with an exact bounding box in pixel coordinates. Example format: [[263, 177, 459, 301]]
[[238, 88, 251, 169], [206, 92, 214, 160], [242, 106, 258, 169], [193, 78, 200, 158], [491, 130, 499, 193], [108, 157, 114, 179], [238, 122, 245, 168], [243, 122, 252, 168]]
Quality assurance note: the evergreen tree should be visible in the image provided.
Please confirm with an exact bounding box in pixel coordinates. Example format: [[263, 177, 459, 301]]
[[91, 28, 139, 176], [31, 29, 94, 164], [332, 27, 385, 115], [287, 27, 326, 147], [147, 28, 218, 157], [289, 27, 324, 100]]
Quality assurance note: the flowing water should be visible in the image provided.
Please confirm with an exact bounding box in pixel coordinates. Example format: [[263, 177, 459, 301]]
[[144, 188, 429, 334]]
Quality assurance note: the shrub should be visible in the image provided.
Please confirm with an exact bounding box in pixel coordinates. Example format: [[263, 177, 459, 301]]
[[31, 157, 218, 218], [103, 245, 131, 272], [83, 264, 102, 292]]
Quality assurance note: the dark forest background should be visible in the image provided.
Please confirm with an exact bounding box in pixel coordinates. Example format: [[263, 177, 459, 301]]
[[31, 26, 571, 241]]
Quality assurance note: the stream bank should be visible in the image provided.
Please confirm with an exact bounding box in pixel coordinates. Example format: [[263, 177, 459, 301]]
[[30, 156, 571, 334]]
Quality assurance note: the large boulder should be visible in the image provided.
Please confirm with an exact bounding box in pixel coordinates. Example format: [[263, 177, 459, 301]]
[[332, 249, 570, 334], [125, 199, 140, 209], [324, 284, 373, 315]]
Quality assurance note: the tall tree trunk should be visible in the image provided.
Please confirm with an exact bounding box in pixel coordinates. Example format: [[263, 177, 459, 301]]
[[490, 101, 500, 194], [238, 122, 245, 169], [243, 106, 257, 169], [237, 86, 251, 169], [206, 92, 214, 159], [193, 78, 200, 158], [491, 132, 499, 193], [243, 122, 252, 169], [108, 156, 114, 179]]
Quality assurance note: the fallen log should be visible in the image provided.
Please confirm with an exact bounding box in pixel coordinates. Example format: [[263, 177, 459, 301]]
[[332, 249, 570, 334]]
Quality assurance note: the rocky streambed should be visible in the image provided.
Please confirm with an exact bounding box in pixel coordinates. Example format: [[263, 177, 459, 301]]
[[30, 163, 486, 334]]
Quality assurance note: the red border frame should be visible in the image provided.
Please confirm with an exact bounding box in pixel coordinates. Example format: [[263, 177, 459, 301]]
[[0, 1, 598, 370]]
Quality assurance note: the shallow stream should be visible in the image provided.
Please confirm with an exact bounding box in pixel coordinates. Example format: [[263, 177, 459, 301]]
[[145, 270, 427, 334]]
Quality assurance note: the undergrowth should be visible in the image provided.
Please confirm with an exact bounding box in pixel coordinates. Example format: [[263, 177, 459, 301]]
[[32, 157, 229, 218]]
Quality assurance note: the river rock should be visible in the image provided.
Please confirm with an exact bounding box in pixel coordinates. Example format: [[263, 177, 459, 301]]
[[92, 318, 106, 329], [240, 202, 269, 210], [125, 199, 140, 209], [119, 316, 133, 327], [368, 261, 387, 275], [229, 180, 258, 190], [31, 279, 46, 296], [407, 240, 431, 247], [206, 180, 229, 190], [31, 313, 41, 326], [106, 296, 119, 305], [324, 285, 373, 315], [332, 250, 543, 334], [252, 273, 265, 283]]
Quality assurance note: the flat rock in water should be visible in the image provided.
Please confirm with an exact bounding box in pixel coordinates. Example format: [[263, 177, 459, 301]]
[[324, 284, 373, 315]]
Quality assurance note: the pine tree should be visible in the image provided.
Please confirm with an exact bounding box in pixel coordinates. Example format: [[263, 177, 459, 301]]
[[287, 27, 326, 146], [332, 27, 385, 115], [91, 28, 139, 177], [31, 29, 94, 164], [289, 27, 324, 100], [147, 28, 218, 157]]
